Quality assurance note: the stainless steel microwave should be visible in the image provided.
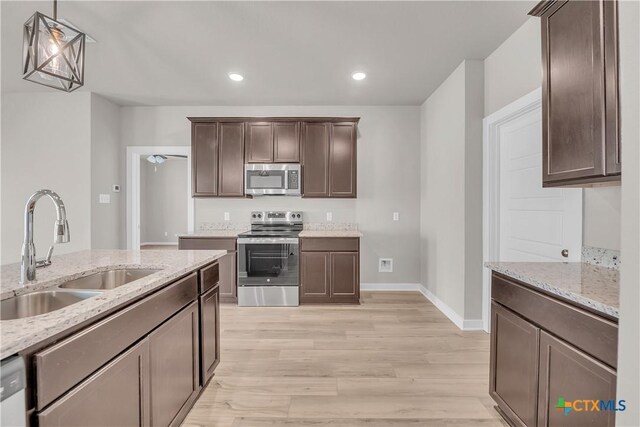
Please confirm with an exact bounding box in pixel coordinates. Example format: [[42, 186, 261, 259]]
[[245, 164, 301, 196]]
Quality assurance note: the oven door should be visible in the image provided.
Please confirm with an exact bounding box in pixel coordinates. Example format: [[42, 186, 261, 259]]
[[237, 238, 299, 286], [237, 237, 299, 306]]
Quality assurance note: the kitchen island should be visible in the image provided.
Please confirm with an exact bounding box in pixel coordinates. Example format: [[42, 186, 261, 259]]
[[485, 262, 619, 427], [0, 249, 225, 427]]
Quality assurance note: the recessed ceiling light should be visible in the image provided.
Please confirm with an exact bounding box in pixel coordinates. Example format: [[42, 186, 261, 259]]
[[228, 73, 244, 82], [352, 72, 366, 81]]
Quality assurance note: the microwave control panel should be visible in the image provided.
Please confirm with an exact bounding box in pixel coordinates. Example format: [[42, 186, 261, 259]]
[[288, 170, 299, 189]]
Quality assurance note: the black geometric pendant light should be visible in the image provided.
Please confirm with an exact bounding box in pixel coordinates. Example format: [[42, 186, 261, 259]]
[[23, 0, 85, 92]]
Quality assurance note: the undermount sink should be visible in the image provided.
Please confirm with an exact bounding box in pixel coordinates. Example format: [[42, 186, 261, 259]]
[[1, 290, 101, 321], [57, 268, 161, 290]]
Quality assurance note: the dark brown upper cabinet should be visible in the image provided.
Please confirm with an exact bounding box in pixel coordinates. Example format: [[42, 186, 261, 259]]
[[190, 119, 245, 197], [274, 121, 300, 162], [190, 117, 357, 198], [245, 122, 274, 163], [191, 122, 218, 196], [301, 120, 358, 198], [301, 122, 330, 197], [530, 0, 620, 187], [245, 121, 301, 163]]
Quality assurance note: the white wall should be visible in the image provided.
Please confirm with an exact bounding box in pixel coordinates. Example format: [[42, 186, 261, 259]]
[[616, 1, 640, 424], [420, 60, 484, 322], [1, 92, 92, 264], [91, 94, 124, 249], [120, 105, 422, 284], [140, 157, 188, 244], [484, 17, 622, 251]]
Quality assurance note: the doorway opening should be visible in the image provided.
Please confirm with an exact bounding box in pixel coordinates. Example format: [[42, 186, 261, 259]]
[[126, 146, 194, 250]]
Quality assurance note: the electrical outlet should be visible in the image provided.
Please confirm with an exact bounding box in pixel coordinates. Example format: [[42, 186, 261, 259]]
[[224, 212, 230, 221], [99, 194, 110, 204], [393, 212, 399, 221], [326, 212, 333, 222], [379, 258, 393, 273], [164, 231, 168, 237]]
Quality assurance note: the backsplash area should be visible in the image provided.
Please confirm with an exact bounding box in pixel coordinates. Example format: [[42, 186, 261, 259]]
[[582, 246, 621, 270]]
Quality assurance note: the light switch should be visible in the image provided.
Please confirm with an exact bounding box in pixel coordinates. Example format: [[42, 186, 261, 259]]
[[224, 212, 230, 221], [99, 194, 110, 204], [393, 212, 399, 221], [326, 212, 333, 222]]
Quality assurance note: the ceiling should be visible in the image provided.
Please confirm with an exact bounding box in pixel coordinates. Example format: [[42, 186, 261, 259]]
[[1, 1, 534, 106]]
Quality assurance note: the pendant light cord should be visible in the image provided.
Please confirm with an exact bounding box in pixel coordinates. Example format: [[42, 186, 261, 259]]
[[53, 0, 57, 20]]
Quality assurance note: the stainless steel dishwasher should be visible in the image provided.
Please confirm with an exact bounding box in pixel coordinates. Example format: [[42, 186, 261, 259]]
[[1, 356, 26, 427]]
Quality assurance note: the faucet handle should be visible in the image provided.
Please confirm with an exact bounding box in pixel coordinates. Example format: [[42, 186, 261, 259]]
[[36, 246, 54, 269]]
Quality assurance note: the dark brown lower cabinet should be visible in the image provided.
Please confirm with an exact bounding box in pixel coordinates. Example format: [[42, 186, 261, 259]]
[[490, 272, 618, 427], [219, 252, 237, 302], [300, 251, 330, 300], [490, 302, 540, 427], [149, 301, 200, 427], [300, 238, 360, 304], [37, 339, 151, 427], [537, 331, 617, 427], [200, 285, 220, 385], [179, 237, 238, 303]]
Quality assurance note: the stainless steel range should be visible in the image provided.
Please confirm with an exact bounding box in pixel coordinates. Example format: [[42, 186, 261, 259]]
[[237, 211, 302, 307]]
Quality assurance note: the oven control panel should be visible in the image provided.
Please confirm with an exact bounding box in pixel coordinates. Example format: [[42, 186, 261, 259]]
[[250, 211, 303, 224]]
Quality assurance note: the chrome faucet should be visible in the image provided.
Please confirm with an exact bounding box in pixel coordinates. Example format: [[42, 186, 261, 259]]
[[20, 190, 70, 284]]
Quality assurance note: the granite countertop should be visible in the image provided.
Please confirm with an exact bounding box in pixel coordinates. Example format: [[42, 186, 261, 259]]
[[0, 249, 225, 359], [299, 230, 363, 238], [179, 230, 247, 238], [485, 262, 619, 319]]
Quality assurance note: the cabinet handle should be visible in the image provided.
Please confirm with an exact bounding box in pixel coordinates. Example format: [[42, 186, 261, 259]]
[[561, 249, 569, 258]]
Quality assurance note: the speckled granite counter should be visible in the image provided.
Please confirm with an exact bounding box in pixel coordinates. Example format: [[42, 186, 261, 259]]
[[178, 230, 247, 238], [0, 249, 225, 359], [485, 262, 619, 319], [299, 230, 363, 238]]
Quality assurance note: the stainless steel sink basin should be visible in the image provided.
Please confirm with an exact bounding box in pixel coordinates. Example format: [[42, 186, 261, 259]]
[[57, 269, 161, 290], [1, 290, 102, 320]]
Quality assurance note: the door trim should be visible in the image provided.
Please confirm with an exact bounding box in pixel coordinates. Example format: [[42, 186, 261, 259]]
[[126, 145, 194, 249]]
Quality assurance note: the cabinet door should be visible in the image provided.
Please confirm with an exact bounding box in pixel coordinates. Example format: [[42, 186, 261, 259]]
[[218, 122, 245, 196], [301, 122, 330, 197], [219, 251, 237, 302], [490, 302, 540, 427], [149, 302, 200, 427], [38, 339, 150, 427], [192, 122, 218, 196], [537, 331, 617, 427], [300, 252, 330, 302], [246, 122, 274, 163], [330, 252, 359, 300], [538, 0, 619, 186], [200, 286, 220, 385], [274, 122, 300, 163], [329, 123, 357, 197]]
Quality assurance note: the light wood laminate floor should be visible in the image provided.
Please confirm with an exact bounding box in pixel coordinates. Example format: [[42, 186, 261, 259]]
[[182, 292, 506, 427]]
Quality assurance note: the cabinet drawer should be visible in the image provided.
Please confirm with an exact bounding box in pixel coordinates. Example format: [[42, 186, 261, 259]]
[[200, 262, 220, 294], [301, 237, 359, 252], [35, 273, 198, 410], [491, 273, 618, 368], [179, 237, 236, 251]]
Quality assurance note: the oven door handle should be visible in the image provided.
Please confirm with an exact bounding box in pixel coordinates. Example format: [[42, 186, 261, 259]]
[[237, 237, 299, 245]]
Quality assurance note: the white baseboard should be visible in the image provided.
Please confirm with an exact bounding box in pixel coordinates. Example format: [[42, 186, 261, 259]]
[[416, 284, 484, 331], [361, 283, 420, 291]]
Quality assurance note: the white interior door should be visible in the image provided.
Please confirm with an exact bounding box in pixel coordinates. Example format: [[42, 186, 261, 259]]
[[498, 106, 582, 262]]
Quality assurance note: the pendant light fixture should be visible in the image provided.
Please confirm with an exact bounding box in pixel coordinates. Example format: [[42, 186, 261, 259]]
[[22, 0, 86, 92]]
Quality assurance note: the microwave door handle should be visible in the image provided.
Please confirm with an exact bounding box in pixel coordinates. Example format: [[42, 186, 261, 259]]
[[284, 171, 289, 190]]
